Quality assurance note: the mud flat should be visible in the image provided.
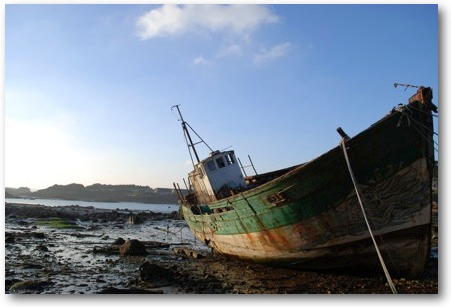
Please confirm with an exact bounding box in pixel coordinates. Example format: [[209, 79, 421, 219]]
[[5, 202, 438, 294]]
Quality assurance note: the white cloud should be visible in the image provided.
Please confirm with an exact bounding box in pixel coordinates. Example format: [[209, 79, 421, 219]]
[[135, 4, 279, 40], [192, 44, 242, 66], [193, 56, 210, 66], [253, 43, 291, 66], [135, 4, 291, 67], [216, 44, 242, 58]]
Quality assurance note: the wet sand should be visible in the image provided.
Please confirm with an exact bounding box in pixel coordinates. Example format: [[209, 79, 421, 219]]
[[4, 202, 438, 294]]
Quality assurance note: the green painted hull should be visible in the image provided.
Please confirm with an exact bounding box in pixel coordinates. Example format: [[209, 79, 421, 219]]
[[179, 90, 435, 278]]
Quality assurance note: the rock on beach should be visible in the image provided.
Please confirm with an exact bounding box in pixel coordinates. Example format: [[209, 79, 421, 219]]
[[119, 239, 147, 256]]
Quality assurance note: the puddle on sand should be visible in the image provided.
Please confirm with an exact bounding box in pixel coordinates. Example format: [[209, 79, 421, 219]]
[[5, 217, 209, 294]]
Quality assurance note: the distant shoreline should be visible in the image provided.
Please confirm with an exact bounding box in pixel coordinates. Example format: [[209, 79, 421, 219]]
[[6, 183, 188, 205]]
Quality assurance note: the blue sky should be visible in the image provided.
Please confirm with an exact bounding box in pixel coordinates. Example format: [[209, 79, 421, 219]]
[[4, 2, 439, 190]]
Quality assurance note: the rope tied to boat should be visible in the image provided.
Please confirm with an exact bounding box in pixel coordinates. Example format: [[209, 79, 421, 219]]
[[394, 104, 412, 128], [340, 140, 398, 294], [394, 104, 439, 153]]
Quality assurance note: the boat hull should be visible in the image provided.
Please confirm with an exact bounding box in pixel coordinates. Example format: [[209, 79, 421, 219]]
[[182, 161, 430, 276], [179, 94, 434, 278], [187, 217, 430, 277]]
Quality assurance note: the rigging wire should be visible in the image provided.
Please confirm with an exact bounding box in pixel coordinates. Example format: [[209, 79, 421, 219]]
[[407, 105, 439, 118]]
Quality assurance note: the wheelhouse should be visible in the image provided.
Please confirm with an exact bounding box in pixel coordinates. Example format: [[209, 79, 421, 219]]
[[188, 150, 246, 204]]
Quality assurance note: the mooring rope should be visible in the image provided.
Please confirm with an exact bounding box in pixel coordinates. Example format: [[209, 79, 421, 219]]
[[340, 140, 398, 294]]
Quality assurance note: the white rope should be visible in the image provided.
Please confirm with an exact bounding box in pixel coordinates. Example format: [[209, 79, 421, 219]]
[[340, 140, 398, 294]]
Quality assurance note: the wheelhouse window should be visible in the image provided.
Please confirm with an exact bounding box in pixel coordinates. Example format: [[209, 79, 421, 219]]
[[207, 160, 216, 172], [216, 157, 226, 168], [225, 153, 235, 165]]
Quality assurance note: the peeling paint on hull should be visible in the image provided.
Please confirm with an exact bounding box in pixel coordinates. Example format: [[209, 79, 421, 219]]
[[192, 223, 430, 277]]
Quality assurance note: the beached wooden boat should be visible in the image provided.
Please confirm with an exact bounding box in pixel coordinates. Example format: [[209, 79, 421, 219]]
[[173, 85, 436, 278]]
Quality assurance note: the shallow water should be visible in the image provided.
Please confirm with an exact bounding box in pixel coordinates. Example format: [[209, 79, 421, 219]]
[[5, 197, 179, 212], [5, 215, 208, 294]]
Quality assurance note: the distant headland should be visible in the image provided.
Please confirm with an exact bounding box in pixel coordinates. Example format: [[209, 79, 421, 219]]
[[5, 183, 188, 204]]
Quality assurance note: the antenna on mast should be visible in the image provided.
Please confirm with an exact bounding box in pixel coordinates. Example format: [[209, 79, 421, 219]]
[[394, 83, 420, 91]]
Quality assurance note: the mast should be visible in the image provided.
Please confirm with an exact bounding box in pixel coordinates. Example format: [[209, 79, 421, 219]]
[[172, 105, 200, 164], [172, 105, 214, 167]]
